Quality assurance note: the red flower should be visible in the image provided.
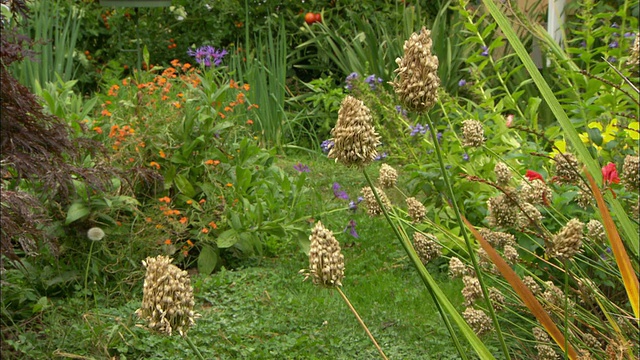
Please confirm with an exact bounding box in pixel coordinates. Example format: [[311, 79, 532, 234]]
[[602, 163, 620, 185], [525, 170, 545, 182]]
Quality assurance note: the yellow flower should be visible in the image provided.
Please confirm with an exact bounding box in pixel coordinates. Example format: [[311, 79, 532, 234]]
[[626, 121, 639, 141], [549, 138, 566, 163]]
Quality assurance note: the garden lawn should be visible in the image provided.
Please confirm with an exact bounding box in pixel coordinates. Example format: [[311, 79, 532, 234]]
[[3, 155, 501, 359]]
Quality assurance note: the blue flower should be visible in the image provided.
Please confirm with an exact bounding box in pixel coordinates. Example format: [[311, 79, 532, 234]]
[[344, 219, 359, 238], [480, 46, 489, 57], [374, 152, 387, 161], [462, 153, 469, 161], [321, 139, 334, 154], [410, 123, 428, 136], [624, 32, 635, 38], [187, 45, 227, 67], [332, 182, 349, 200], [348, 196, 364, 212], [293, 162, 310, 173], [608, 56, 618, 63], [365, 74, 383, 90], [345, 72, 359, 91], [458, 79, 467, 87], [436, 132, 443, 142], [395, 105, 408, 118], [609, 40, 619, 48]]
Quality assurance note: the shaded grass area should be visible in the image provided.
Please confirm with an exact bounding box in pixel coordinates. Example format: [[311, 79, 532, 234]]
[[3, 154, 502, 359]]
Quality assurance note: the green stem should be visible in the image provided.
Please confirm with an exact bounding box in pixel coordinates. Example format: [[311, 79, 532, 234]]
[[336, 287, 389, 360], [362, 170, 469, 360], [185, 335, 206, 360], [84, 240, 95, 310], [563, 260, 569, 360], [423, 113, 511, 360]]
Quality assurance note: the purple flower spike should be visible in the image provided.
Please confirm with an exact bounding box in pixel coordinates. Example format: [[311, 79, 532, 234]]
[[480, 46, 489, 57], [609, 40, 619, 48], [187, 45, 227, 67], [332, 182, 349, 200], [458, 79, 467, 87], [344, 219, 359, 239], [321, 139, 334, 154], [293, 162, 310, 173]]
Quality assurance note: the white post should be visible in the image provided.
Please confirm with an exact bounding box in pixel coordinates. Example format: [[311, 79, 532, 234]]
[[548, 0, 566, 47]]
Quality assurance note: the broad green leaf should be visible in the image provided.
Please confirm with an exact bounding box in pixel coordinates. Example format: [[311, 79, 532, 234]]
[[174, 173, 196, 198], [217, 229, 238, 248], [197, 245, 218, 275], [65, 201, 90, 225]]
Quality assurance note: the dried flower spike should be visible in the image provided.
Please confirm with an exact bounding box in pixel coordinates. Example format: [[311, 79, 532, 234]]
[[462, 307, 493, 336], [494, 162, 511, 186], [628, 33, 640, 67], [305, 221, 345, 287], [361, 186, 391, 216], [327, 96, 381, 167], [547, 218, 584, 260], [135, 255, 198, 337], [392, 27, 440, 113], [378, 164, 398, 188], [406, 197, 427, 223], [413, 232, 441, 264], [553, 152, 580, 184], [621, 154, 639, 191], [461, 120, 485, 147]]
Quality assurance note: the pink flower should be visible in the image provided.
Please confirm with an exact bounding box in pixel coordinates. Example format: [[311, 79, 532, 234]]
[[505, 114, 514, 127], [602, 163, 620, 185], [525, 170, 545, 182]]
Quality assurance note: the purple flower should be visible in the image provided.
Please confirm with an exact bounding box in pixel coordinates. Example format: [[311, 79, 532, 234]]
[[348, 196, 364, 212], [458, 79, 467, 87], [462, 153, 469, 161], [436, 132, 443, 142], [187, 45, 227, 67], [580, 40, 587, 48], [624, 32, 635, 38], [608, 56, 618, 63], [365, 74, 383, 90], [332, 182, 349, 200], [395, 105, 408, 118], [609, 40, 619, 48], [410, 123, 428, 136], [293, 162, 310, 173], [374, 152, 387, 161], [344, 219, 359, 238], [345, 72, 359, 91], [321, 139, 334, 154], [611, 22, 619, 28], [480, 45, 489, 57]]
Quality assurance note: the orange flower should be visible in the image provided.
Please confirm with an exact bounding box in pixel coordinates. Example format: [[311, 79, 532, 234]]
[[145, 217, 152, 223], [186, 199, 193, 205], [150, 161, 160, 170], [187, 240, 194, 246], [246, 119, 254, 125], [224, 106, 232, 112], [212, 160, 220, 166], [247, 104, 259, 110], [171, 59, 181, 67], [116, 221, 122, 226], [122, 79, 129, 86], [243, 83, 250, 91], [218, 112, 226, 119], [182, 250, 189, 256], [204, 159, 215, 165], [229, 79, 239, 89], [93, 126, 103, 134], [208, 221, 218, 229], [128, 157, 135, 163], [105, 100, 112, 105], [108, 125, 119, 137], [159, 196, 171, 203], [226, 183, 233, 187], [101, 109, 112, 117], [159, 150, 166, 158], [164, 239, 172, 245], [199, 199, 206, 204], [172, 102, 181, 109], [161, 95, 169, 101], [201, 228, 209, 234], [182, 63, 191, 71], [177, 93, 184, 98], [156, 224, 164, 229], [179, 217, 188, 224], [108, 84, 120, 96]]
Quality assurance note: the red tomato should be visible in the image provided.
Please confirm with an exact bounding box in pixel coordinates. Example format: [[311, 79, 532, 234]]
[[304, 12, 315, 25], [314, 13, 322, 23]]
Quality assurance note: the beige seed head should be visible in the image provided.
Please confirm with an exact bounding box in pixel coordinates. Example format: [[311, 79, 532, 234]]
[[413, 232, 442, 264], [327, 96, 381, 168], [462, 276, 482, 306], [553, 153, 580, 184], [361, 186, 391, 216], [87, 227, 105, 241], [406, 197, 427, 223], [487, 194, 518, 229], [621, 154, 639, 191], [135, 255, 198, 337], [586, 219, 606, 243], [547, 218, 584, 260], [378, 164, 398, 188], [627, 33, 640, 67], [306, 221, 345, 287], [489, 287, 505, 312], [462, 307, 493, 336], [517, 202, 543, 229], [391, 27, 440, 113], [523, 276, 541, 295], [448, 257, 467, 279], [461, 120, 485, 147], [519, 179, 552, 206], [494, 162, 511, 186]]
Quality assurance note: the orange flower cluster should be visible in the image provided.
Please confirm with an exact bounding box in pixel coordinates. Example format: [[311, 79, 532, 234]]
[[204, 159, 220, 166], [108, 124, 135, 150], [108, 84, 120, 96]]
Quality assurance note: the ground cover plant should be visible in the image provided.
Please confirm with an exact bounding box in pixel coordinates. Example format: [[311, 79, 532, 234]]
[[1, 0, 638, 359]]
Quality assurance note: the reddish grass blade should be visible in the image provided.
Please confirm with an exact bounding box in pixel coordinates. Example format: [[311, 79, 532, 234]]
[[460, 216, 579, 359], [584, 169, 639, 319]]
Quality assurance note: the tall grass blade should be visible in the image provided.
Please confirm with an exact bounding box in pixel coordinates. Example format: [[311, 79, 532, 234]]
[[584, 169, 639, 319], [460, 216, 579, 359]]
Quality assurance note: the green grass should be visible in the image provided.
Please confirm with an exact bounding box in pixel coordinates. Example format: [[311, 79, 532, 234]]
[[2, 154, 497, 359]]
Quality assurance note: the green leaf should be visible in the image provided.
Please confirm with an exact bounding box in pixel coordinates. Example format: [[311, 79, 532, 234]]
[[32, 297, 49, 313], [197, 245, 218, 275], [217, 229, 238, 248], [174, 173, 196, 198], [65, 201, 90, 225]]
